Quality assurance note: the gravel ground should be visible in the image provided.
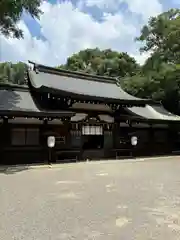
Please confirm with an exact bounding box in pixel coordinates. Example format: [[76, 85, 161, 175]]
[[1, 157, 180, 240]]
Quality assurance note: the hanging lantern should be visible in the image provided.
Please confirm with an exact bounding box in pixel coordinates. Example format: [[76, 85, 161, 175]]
[[131, 136, 138, 146], [47, 136, 55, 148]]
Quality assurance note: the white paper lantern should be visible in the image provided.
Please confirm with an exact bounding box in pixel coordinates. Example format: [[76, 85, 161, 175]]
[[47, 136, 55, 148], [131, 136, 138, 146]]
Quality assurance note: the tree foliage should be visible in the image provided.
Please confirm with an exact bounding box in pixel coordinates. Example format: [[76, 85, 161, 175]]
[[0, 62, 28, 85], [122, 8, 180, 114], [136, 8, 180, 64], [60, 48, 140, 78], [0, 0, 42, 38], [122, 64, 180, 113]]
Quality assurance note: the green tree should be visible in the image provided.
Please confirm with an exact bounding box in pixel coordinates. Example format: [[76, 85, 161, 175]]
[[0, 0, 42, 38], [0, 62, 28, 85], [12, 62, 28, 84], [0, 62, 10, 83], [136, 8, 180, 65], [122, 64, 180, 114], [121, 8, 180, 114], [59, 48, 140, 78]]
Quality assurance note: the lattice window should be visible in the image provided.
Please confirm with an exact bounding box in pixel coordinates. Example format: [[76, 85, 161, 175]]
[[11, 128, 39, 146], [82, 126, 103, 135]]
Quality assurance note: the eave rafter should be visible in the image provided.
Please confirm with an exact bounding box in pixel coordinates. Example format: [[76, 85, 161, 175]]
[[46, 93, 146, 111]]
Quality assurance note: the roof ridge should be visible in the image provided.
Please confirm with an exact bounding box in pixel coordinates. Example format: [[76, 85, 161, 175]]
[[28, 61, 118, 84], [0, 83, 28, 91]]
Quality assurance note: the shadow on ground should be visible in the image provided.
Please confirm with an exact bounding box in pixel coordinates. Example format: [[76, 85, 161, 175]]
[[0, 166, 30, 175]]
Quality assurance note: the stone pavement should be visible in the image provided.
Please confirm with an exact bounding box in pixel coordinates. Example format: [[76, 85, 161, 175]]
[[1, 157, 180, 239]]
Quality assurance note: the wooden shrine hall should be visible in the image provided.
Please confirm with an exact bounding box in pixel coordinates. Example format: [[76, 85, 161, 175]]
[[0, 61, 180, 165]]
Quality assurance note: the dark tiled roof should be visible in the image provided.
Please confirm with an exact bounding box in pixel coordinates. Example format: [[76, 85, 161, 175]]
[[0, 85, 74, 118], [127, 104, 180, 121], [28, 61, 153, 106], [71, 113, 87, 122], [98, 114, 114, 123]]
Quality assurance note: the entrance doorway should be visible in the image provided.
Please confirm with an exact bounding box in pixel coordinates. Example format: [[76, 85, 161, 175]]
[[82, 125, 104, 150], [83, 135, 104, 149]]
